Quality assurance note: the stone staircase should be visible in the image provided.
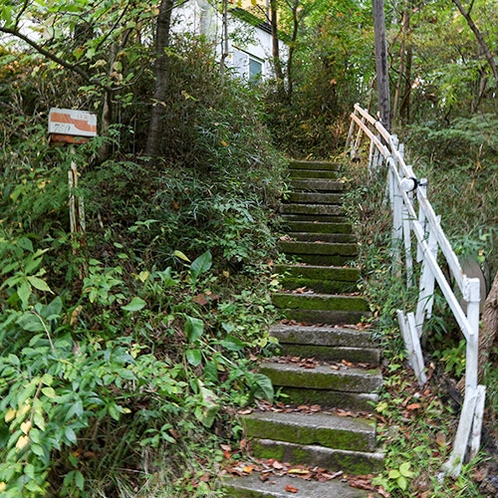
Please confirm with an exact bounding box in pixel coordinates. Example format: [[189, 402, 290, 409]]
[[225, 160, 383, 497]]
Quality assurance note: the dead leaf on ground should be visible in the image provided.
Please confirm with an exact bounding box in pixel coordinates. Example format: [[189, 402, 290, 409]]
[[285, 484, 299, 493]]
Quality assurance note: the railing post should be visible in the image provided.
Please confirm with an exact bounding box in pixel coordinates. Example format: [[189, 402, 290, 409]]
[[346, 109, 357, 154], [415, 225, 438, 337], [465, 277, 480, 393], [390, 158, 403, 269]]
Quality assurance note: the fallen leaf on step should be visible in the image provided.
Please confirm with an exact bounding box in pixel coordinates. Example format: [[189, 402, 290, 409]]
[[288, 468, 310, 475], [285, 484, 299, 493]]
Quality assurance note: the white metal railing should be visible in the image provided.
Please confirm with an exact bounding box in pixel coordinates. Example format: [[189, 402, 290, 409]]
[[346, 103, 486, 477]]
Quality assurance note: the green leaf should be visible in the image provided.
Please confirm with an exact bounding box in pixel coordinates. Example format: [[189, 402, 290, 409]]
[[186, 348, 202, 366], [41, 297, 63, 320], [17, 237, 33, 253], [397, 475, 408, 491], [31, 444, 45, 457], [41, 387, 56, 399], [121, 296, 147, 312], [18, 279, 31, 307], [251, 373, 274, 402], [173, 250, 191, 262], [399, 462, 414, 477], [27, 276, 53, 293], [388, 469, 401, 479], [190, 251, 212, 279], [220, 336, 245, 351], [74, 470, 85, 490], [185, 316, 204, 343], [16, 312, 45, 332], [64, 426, 77, 445]]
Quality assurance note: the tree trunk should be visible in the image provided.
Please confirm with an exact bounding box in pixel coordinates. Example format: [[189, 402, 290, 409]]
[[373, 0, 391, 132], [478, 271, 498, 382], [270, 0, 284, 87], [145, 0, 175, 157], [286, 0, 300, 101], [452, 0, 498, 87], [220, 0, 229, 78], [399, 44, 412, 123], [393, 1, 411, 125]]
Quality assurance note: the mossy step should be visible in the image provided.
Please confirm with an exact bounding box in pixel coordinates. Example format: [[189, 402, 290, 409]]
[[251, 439, 385, 475], [277, 344, 380, 365], [289, 169, 339, 180], [290, 179, 344, 192], [270, 324, 380, 363], [272, 292, 369, 312], [289, 233, 356, 246], [277, 386, 378, 412], [283, 220, 353, 234], [289, 160, 341, 171], [260, 361, 382, 393], [280, 203, 344, 216], [287, 231, 356, 243], [286, 191, 343, 204], [275, 264, 360, 285], [281, 308, 370, 325], [275, 264, 359, 294], [224, 474, 371, 498], [270, 324, 376, 348], [278, 240, 357, 257], [241, 411, 376, 452], [281, 214, 349, 224]]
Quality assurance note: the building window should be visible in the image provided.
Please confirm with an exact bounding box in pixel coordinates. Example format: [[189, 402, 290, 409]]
[[232, 48, 264, 82], [248, 57, 262, 81]]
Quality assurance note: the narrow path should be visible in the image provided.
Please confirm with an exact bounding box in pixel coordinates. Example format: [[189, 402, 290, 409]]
[[225, 160, 383, 497]]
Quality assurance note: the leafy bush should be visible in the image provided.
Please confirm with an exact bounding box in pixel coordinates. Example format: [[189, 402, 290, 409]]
[[0, 33, 284, 497]]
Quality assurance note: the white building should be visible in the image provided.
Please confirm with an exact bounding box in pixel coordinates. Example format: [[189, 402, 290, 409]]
[[173, 0, 286, 81]]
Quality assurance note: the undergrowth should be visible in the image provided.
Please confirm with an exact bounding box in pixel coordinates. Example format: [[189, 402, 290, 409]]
[[342, 152, 494, 497], [0, 36, 286, 497]]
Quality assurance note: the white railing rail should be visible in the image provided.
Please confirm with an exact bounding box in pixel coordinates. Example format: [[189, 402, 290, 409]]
[[346, 103, 486, 477]]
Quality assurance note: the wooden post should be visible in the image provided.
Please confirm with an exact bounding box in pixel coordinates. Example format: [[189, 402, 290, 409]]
[[373, 0, 391, 132], [415, 225, 438, 337]]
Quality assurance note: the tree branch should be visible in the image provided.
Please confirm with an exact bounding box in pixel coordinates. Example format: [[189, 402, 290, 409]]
[[0, 25, 107, 89], [452, 0, 498, 86]]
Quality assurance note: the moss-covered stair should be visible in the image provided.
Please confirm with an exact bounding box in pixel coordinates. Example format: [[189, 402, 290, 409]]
[[224, 160, 383, 497]]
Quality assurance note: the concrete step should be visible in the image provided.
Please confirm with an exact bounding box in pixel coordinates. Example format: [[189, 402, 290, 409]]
[[281, 214, 349, 224], [287, 231, 356, 243], [280, 203, 344, 216], [261, 360, 380, 411], [241, 411, 377, 452], [270, 324, 380, 365], [224, 473, 371, 497], [289, 160, 341, 171], [289, 169, 339, 180], [283, 220, 353, 234], [260, 361, 382, 395], [251, 439, 385, 475], [272, 292, 369, 313], [290, 179, 344, 192], [286, 191, 343, 204], [275, 264, 360, 294], [278, 241, 358, 267]]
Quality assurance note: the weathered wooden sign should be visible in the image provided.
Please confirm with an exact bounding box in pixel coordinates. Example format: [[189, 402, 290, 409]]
[[48, 108, 97, 145]]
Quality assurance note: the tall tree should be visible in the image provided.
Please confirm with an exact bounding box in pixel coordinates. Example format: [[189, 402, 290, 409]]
[[146, 0, 176, 157], [373, 0, 391, 131], [270, 0, 285, 89]]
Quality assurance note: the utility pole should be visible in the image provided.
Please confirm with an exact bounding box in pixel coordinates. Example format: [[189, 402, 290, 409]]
[[373, 0, 391, 132]]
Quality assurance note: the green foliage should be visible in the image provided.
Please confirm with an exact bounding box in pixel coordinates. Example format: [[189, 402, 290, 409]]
[[0, 27, 284, 496], [264, 0, 374, 157]]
